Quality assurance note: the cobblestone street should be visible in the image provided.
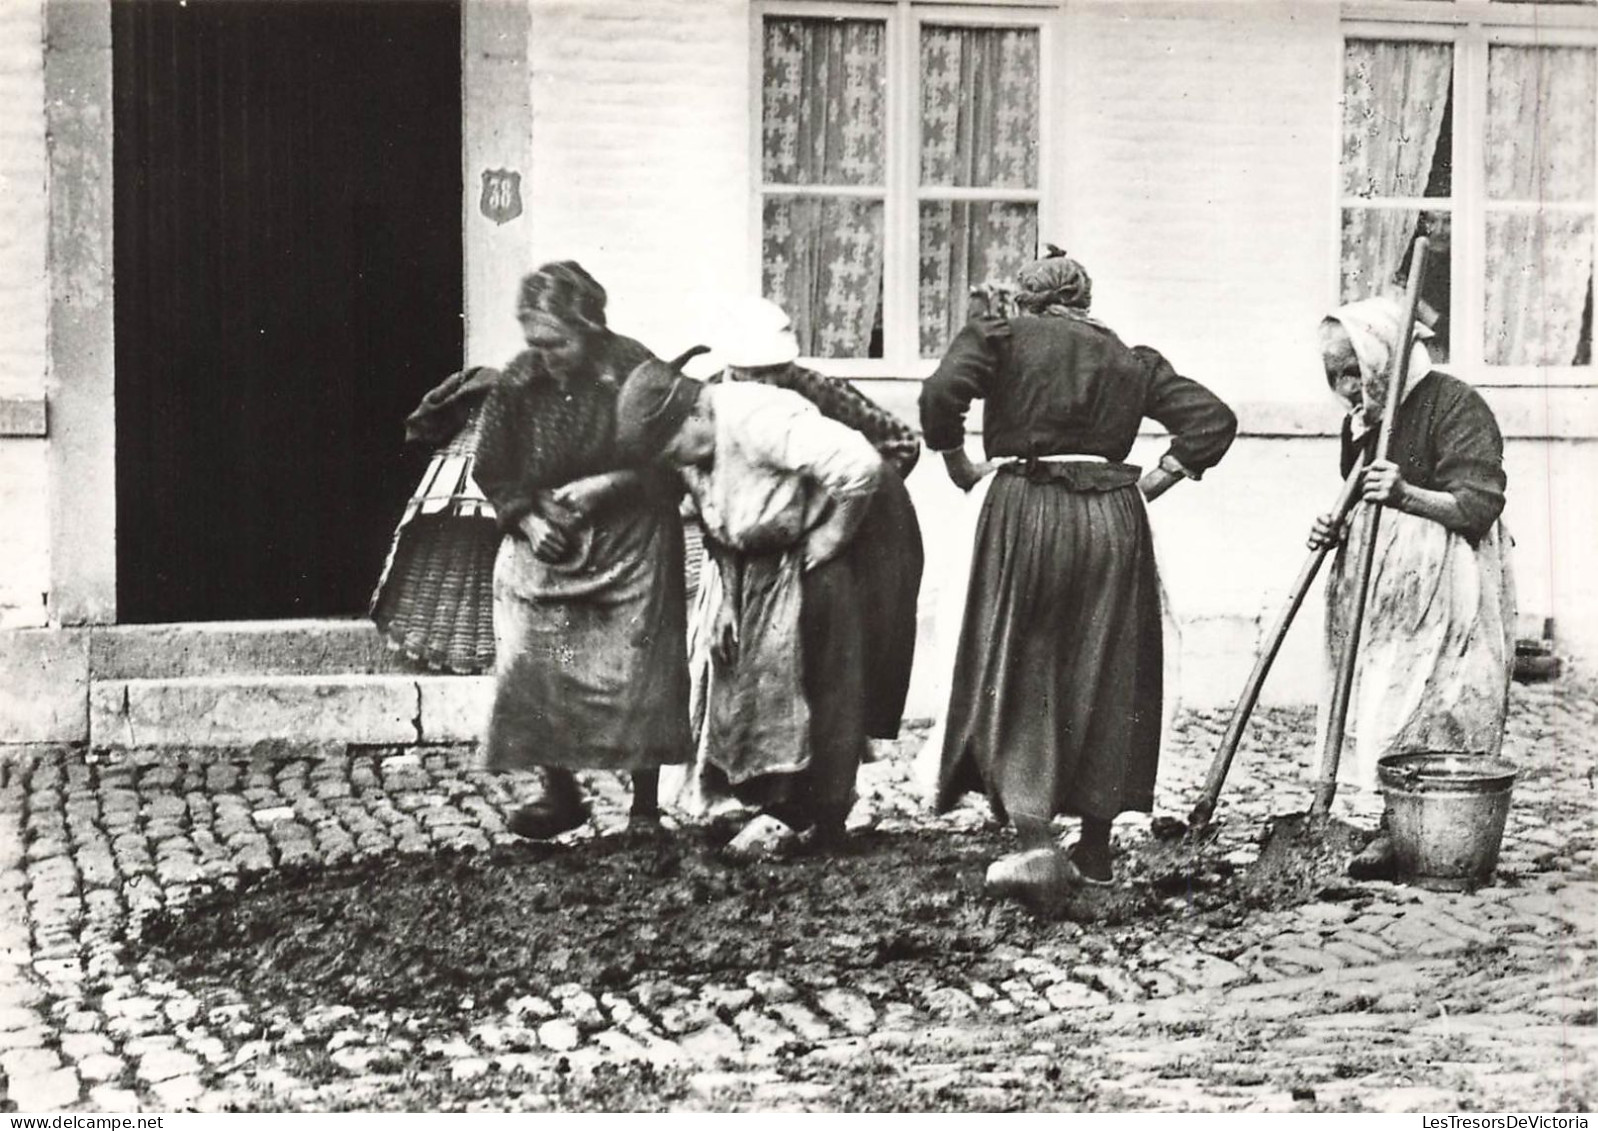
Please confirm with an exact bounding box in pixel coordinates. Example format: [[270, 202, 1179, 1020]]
[[0, 676, 1594, 1112]]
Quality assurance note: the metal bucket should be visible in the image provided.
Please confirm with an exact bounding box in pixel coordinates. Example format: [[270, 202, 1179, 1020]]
[[1377, 753, 1519, 891]]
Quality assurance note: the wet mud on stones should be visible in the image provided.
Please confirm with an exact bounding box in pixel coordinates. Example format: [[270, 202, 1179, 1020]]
[[138, 819, 1370, 1028]]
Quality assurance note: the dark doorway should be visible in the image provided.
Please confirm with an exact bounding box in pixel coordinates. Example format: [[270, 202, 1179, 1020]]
[[114, 0, 463, 623]]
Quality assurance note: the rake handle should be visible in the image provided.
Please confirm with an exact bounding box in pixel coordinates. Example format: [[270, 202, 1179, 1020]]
[[1187, 452, 1368, 828]]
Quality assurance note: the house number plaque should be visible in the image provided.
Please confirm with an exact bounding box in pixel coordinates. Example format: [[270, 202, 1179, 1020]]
[[480, 169, 523, 225]]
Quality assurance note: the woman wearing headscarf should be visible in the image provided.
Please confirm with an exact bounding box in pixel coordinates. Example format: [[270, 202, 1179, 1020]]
[[704, 296, 924, 741], [615, 351, 890, 857], [919, 249, 1237, 901], [716, 296, 922, 478], [1309, 296, 1516, 878], [472, 261, 692, 838]]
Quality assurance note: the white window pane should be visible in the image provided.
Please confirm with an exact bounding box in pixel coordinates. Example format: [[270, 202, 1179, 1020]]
[[919, 201, 1038, 357], [1341, 209, 1452, 362], [1485, 211, 1594, 366], [762, 17, 887, 187], [763, 196, 885, 359], [1342, 40, 1453, 199], [1487, 45, 1597, 203], [920, 25, 1040, 189]]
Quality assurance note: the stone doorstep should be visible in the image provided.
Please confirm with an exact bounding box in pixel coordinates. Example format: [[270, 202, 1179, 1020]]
[[1, 619, 438, 746], [88, 674, 493, 749], [88, 619, 414, 680]]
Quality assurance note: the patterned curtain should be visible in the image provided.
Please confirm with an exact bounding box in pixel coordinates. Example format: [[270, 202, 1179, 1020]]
[[918, 26, 1040, 357], [919, 202, 1037, 356], [1484, 45, 1596, 366], [763, 197, 886, 359], [1339, 40, 1453, 303], [919, 26, 1038, 188], [761, 18, 886, 358]]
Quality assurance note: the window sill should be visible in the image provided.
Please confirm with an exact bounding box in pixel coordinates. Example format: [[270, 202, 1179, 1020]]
[[838, 381, 1598, 441], [1344, 1, 1598, 28], [797, 357, 940, 381]]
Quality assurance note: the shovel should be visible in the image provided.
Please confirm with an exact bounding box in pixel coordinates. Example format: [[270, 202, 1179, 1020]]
[[1310, 237, 1430, 819], [1246, 239, 1431, 884], [1185, 449, 1369, 830]]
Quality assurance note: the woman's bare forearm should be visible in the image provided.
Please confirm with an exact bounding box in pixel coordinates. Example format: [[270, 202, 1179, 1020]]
[[1393, 482, 1471, 534]]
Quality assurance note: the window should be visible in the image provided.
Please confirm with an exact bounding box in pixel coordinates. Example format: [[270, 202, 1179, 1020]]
[[1341, 8, 1598, 382], [758, 3, 1047, 372]]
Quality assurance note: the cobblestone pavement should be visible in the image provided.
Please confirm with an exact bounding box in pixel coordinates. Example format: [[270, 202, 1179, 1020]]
[[1, 677, 1595, 1112]]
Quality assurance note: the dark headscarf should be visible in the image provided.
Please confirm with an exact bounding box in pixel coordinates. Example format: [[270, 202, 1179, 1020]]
[[614, 346, 711, 461], [518, 260, 608, 333], [1014, 245, 1093, 315]]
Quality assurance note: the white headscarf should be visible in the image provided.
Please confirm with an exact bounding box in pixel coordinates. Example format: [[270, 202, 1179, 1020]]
[[1320, 296, 1435, 435], [719, 296, 801, 369]]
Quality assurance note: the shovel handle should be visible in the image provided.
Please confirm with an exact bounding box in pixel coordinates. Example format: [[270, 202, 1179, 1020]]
[[1188, 452, 1368, 828], [1311, 239, 1431, 818]]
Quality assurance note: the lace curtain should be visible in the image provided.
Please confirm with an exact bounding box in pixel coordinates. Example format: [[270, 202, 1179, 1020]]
[[918, 26, 1040, 357], [761, 18, 886, 358], [1339, 40, 1453, 303], [919, 203, 1037, 356], [1483, 45, 1596, 366], [919, 26, 1038, 189]]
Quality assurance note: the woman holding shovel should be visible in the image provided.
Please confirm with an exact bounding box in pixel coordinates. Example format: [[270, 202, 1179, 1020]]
[[1309, 296, 1517, 878]]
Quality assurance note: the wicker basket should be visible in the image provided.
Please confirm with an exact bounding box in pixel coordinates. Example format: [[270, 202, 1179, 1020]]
[[371, 511, 499, 674], [374, 408, 716, 671], [370, 411, 500, 675]]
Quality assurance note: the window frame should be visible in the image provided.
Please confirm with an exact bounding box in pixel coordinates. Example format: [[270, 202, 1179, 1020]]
[[1341, 5, 1598, 387], [752, 0, 1056, 378]]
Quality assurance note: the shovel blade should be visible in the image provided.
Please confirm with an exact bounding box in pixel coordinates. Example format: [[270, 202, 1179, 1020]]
[[1246, 812, 1371, 906]]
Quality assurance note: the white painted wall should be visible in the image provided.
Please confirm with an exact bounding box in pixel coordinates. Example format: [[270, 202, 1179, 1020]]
[[0, 0, 1586, 720], [0, 0, 50, 628], [1058, 0, 1342, 411], [505, 0, 1598, 712], [518, 0, 752, 368]]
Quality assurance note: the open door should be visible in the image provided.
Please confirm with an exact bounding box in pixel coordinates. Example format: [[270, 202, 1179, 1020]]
[[114, 0, 464, 622]]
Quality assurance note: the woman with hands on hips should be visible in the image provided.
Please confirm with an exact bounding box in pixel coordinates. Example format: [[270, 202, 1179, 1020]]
[[920, 248, 1236, 905]]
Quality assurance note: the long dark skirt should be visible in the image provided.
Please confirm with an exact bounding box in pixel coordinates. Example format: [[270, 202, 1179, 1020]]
[[702, 481, 920, 827], [851, 472, 923, 739], [485, 499, 691, 773], [935, 474, 1163, 823]]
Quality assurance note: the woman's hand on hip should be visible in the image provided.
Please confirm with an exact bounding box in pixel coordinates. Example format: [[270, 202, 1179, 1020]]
[[1138, 466, 1181, 503], [548, 480, 601, 519], [549, 471, 635, 520], [942, 449, 993, 492]]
